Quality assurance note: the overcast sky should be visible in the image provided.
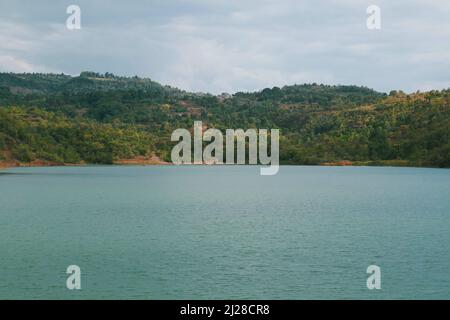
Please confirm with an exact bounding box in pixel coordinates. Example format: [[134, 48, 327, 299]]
[[0, 0, 449, 94]]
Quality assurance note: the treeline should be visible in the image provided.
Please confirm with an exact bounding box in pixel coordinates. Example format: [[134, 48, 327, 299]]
[[278, 91, 450, 167], [0, 72, 449, 167], [0, 107, 154, 164]]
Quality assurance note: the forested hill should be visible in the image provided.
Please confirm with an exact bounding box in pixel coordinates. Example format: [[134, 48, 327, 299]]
[[0, 72, 449, 168]]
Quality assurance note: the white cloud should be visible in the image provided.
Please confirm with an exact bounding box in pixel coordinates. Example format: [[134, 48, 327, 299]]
[[0, 55, 55, 73], [0, 0, 449, 93]]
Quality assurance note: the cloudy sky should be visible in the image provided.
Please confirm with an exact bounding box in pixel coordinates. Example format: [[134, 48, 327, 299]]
[[0, 0, 449, 94]]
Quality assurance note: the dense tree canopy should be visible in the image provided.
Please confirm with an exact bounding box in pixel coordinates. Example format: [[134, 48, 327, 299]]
[[0, 72, 449, 167]]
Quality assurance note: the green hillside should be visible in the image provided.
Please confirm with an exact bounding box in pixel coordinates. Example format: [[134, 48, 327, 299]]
[[0, 72, 449, 167]]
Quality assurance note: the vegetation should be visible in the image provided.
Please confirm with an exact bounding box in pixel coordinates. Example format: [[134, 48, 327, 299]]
[[0, 72, 449, 167], [0, 107, 154, 165]]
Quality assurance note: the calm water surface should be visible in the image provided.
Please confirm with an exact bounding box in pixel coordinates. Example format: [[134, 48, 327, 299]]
[[0, 165, 449, 299]]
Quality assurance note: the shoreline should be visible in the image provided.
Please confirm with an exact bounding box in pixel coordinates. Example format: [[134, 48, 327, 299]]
[[0, 155, 171, 169], [1, 161, 448, 170]]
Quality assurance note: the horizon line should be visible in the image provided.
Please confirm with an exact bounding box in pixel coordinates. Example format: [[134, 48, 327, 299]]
[[2, 70, 450, 96]]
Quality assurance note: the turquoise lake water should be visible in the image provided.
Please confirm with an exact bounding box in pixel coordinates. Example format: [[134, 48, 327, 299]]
[[0, 165, 449, 299]]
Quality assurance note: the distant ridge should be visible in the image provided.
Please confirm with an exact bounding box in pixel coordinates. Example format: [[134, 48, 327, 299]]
[[0, 72, 449, 168]]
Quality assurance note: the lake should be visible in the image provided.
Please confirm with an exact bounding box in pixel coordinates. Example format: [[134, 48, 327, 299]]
[[0, 165, 449, 299]]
